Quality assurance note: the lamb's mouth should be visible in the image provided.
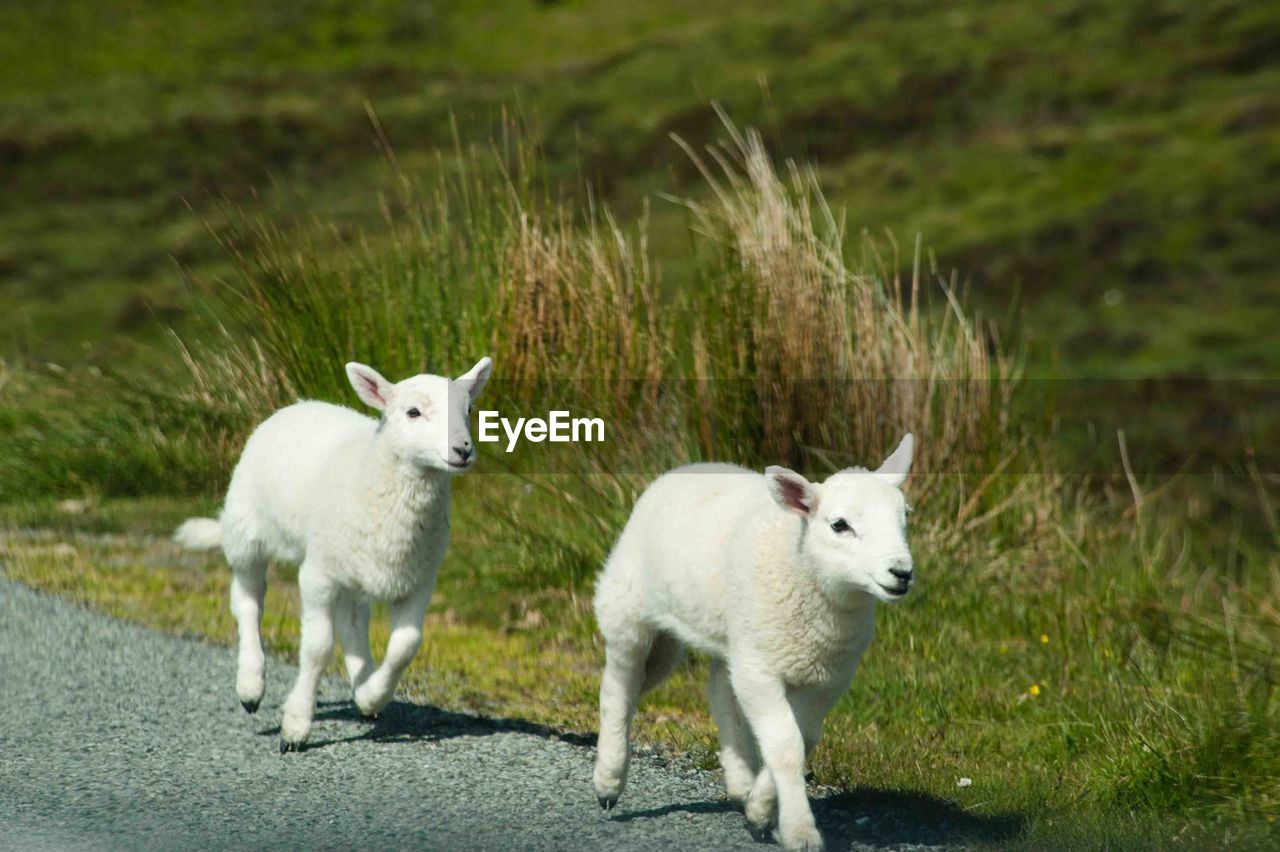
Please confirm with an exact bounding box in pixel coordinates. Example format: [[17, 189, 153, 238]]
[[877, 582, 910, 598]]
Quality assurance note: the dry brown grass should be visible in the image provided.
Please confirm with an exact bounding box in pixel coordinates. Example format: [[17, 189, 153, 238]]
[[493, 202, 668, 419], [679, 113, 1007, 460], [664, 114, 1057, 559]]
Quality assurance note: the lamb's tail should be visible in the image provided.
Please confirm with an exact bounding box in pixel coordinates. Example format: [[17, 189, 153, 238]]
[[174, 517, 223, 551]]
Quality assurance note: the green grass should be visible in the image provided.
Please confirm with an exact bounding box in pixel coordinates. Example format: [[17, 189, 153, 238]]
[[3, 0, 1279, 374]]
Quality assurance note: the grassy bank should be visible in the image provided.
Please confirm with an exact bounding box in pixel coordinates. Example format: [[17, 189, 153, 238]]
[[2, 114, 1277, 851]]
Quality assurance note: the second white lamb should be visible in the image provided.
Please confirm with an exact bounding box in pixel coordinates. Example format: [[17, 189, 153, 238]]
[[593, 434, 916, 851]]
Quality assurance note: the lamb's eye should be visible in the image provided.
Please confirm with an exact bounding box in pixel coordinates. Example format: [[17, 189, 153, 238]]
[[406, 407, 421, 419], [831, 519, 853, 535]]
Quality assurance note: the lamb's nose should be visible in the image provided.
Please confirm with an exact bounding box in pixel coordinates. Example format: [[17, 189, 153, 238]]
[[454, 443, 473, 461], [889, 564, 913, 582]]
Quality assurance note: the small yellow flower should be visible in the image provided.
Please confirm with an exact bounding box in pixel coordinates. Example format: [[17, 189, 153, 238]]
[[1040, 634, 1050, 644], [1029, 683, 1041, 697], [1102, 648, 1111, 659], [999, 644, 1009, 654]]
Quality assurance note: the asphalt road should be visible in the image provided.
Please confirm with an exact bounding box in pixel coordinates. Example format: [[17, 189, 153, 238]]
[[0, 579, 1000, 850]]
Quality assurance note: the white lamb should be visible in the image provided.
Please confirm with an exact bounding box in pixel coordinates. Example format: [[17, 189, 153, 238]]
[[592, 434, 916, 851], [175, 356, 493, 752]]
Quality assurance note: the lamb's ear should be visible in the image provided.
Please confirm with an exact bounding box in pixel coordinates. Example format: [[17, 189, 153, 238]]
[[345, 362, 395, 411], [457, 356, 493, 403], [875, 432, 915, 487], [765, 466, 819, 517]]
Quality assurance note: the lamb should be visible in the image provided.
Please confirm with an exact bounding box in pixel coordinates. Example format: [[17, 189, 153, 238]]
[[174, 356, 493, 752], [592, 434, 916, 852]]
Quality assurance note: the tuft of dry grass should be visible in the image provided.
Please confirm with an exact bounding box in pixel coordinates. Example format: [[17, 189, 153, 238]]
[[493, 201, 668, 421], [673, 113, 1056, 561], [679, 113, 1006, 453]]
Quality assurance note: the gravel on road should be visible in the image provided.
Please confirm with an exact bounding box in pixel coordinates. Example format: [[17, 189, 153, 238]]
[[0, 578, 986, 850]]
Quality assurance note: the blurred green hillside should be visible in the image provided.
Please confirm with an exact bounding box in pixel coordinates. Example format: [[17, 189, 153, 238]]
[[2, 0, 1278, 375]]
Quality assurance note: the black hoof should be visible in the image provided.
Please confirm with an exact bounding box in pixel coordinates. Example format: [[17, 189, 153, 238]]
[[280, 739, 302, 754], [241, 699, 260, 715], [597, 795, 617, 812], [746, 822, 773, 844]]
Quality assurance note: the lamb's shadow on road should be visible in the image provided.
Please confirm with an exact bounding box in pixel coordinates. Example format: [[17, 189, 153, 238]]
[[813, 787, 1023, 848], [259, 702, 1023, 847], [614, 787, 1022, 847], [256, 699, 598, 750], [607, 801, 736, 822]]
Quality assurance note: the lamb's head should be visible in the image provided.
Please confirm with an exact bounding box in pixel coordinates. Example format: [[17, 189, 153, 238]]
[[345, 357, 493, 473], [766, 433, 915, 605]]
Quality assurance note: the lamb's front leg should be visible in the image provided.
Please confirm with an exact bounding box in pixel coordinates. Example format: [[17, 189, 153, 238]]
[[354, 581, 433, 717], [280, 564, 337, 752], [732, 667, 824, 852], [335, 591, 373, 693]]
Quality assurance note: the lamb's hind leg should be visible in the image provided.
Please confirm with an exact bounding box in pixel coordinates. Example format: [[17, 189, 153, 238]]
[[228, 550, 268, 714], [708, 658, 759, 807], [353, 581, 433, 718], [593, 637, 647, 811], [334, 591, 373, 695], [593, 630, 684, 811]]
